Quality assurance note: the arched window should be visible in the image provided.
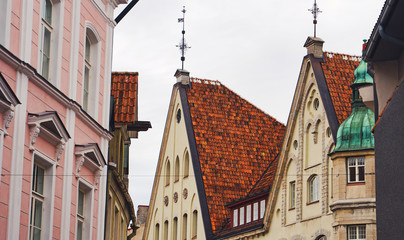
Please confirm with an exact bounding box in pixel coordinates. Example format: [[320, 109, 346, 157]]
[[192, 210, 198, 239], [173, 217, 178, 240], [182, 214, 187, 240], [155, 223, 160, 240], [308, 175, 319, 203], [165, 159, 170, 186], [316, 235, 327, 240], [39, 0, 53, 80], [82, 24, 101, 118], [184, 151, 189, 178], [163, 220, 169, 240], [174, 156, 180, 182]]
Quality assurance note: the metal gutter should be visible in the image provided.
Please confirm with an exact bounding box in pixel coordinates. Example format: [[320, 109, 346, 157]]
[[115, 0, 140, 24]]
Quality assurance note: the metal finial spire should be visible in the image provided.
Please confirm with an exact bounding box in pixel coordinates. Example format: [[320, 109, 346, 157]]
[[176, 6, 191, 70], [308, 0, 322, 37]]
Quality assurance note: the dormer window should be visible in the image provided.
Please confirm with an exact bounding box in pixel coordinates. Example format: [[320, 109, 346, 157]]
[[230, 196, 267, 228]]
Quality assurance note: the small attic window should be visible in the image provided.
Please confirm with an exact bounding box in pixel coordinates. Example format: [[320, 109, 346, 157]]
[[314, 98, 319, 110], [176, 109, 181, 123]]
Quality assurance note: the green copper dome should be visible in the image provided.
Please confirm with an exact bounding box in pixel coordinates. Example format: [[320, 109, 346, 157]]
[[334, 58, 375, 152], [352, 58, 373, 88]]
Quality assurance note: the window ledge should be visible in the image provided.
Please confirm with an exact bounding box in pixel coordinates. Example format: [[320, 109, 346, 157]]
[[306, 200, 319, 206], [288, 207, 296, 211], [347, 182, 365, 186]]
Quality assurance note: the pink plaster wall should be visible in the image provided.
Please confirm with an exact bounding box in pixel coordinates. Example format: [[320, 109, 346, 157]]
[[0, 0, 116, 238]]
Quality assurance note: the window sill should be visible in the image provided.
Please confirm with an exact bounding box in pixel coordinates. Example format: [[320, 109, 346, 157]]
[[288, 207, 295, 211], [306, 200, 319, 206], [347, 182, 365, 186], [192, 235, 197, 239], [174, 180, 179, 183]]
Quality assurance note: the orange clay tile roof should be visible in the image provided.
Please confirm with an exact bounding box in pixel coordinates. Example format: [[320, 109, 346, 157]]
[[111, 72, 138, 123], [247, 156, 278, 197], [185, 78, 286, 234], [321, 52, 361, 124]]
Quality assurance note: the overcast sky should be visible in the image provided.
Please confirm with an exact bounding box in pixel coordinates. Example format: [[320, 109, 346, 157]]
[[112, 0, 385, 213]]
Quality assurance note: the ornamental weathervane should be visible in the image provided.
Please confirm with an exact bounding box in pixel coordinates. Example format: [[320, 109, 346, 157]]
[[176, 6, 191, 70], [308, 0, 322, 37]]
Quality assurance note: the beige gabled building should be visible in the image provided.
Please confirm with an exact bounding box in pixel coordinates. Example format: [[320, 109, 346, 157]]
[[143, 70, 285, 240], [221, 38, 376, 240]]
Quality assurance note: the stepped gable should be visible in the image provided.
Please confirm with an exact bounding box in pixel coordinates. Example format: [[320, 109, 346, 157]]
[[320, 52, 361, 124], [185, 78, 286, 233], [111, 72, 138, 123]]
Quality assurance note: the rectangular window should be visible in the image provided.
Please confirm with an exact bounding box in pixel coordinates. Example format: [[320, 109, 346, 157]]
[[83, 36, 91, 111], [253, 202, 259, 221], [260, 200, 265, 218], [76, 189, 85, 240], [290, 181, 296, 208], [246, 205, 251, 223], [30, 164, 45, 240], [309, 175, 319, 203], [348, 225, 366, 240], [39, 0, 53, 80], [239, 207, 244, 225], [233, 209, 238, 227], [348, 157, 365, 183]]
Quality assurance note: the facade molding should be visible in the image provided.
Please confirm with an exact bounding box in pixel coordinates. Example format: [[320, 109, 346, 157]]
[[90, 0, 117, 27], [0, 45, 113, 140]]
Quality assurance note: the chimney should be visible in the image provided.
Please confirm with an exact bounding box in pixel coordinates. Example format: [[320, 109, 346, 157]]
[[136, 205, 149, 225], [304, 36, 324, 59], [174, 69, 190, 85]]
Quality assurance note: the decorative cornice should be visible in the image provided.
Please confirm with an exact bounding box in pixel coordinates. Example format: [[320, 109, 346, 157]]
[[90, 0, 117, 28], [330, 198, 376, 211], [0, 44, 113, 141]]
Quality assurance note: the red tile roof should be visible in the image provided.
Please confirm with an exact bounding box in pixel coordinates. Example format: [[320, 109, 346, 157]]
[[111, 72, 138, 123], [247, 156, 278, 197], [185, 78, 286, 234], [321, 52, 361, 124]]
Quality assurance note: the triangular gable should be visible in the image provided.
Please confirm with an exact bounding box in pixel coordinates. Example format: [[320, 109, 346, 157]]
[[0, 72, 20, 135], [75, 143, 106, 186], [144, 82, 211, 239], [0, 72, 20, 111], [263, 52, 360, 232], [27, 111, 70, 161]]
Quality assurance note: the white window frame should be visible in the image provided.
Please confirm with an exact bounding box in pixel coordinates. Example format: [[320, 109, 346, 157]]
[[76, 179, 94, 240], [82, 23, 101, 119], [347, 157, 365, 183], [348, 225, 366, 240], [308, 175, 319, 203], [39, 0, 53, 80], [29, 152, 56, 240], [246, 204, 251, 223], [0, 0, 12, 47], [289, 181, 296, 209], [260, 200, 265, 219]]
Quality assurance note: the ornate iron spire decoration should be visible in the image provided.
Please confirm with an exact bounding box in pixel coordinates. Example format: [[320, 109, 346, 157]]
[[176, 6, 191, 70], [308, 0, 322, 37]]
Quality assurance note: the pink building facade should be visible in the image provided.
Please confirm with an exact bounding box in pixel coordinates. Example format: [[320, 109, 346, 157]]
[[0, 0, 127, 239]]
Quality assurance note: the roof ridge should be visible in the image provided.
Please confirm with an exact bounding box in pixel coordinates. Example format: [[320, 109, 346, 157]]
[[323, 51, 362, 61], [190, 77, 286, 126]]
